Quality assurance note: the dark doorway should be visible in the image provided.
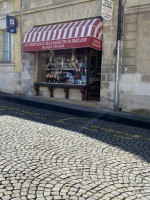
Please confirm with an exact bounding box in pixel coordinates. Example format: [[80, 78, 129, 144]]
[[88, 49, 102, 101]]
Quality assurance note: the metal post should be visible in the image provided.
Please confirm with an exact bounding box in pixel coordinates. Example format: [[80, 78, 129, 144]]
[[114, 0, 122, 111], [20, 0, 23, 94], [8, 32, 10, 61], [114, 40, 120, 111], [20, 0, 22, 62]]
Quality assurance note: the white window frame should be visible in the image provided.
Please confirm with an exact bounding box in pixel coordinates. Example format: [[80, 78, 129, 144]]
[[3, 31, 11, 63]]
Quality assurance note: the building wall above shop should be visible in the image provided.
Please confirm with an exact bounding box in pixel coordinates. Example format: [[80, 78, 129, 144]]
[[125, 0, 150, 8], [0, 0, 14, 15], [22, 0, 102, 33], [22, 0, 98, 12], [124, 0, 150, 14]]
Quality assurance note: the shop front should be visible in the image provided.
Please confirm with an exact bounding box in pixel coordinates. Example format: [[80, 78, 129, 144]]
[[23, 18, 103, 101]]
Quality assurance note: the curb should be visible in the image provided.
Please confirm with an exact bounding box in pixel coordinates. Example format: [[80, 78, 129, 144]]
[[0, 92, 150, 129]]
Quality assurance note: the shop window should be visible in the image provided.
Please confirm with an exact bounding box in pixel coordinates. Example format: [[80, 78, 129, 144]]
[[38, 48, 88, 85], [3, 31, 11, 62]]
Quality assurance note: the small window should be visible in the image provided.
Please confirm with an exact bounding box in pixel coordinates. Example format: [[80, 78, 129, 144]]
[[3, 31, 11, 62]]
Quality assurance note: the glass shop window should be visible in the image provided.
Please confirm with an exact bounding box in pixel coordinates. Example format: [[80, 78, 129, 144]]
[[39, 48, 88, 85]]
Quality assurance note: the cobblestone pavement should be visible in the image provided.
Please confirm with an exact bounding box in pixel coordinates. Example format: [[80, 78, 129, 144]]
[[0, 99, 150, 200]]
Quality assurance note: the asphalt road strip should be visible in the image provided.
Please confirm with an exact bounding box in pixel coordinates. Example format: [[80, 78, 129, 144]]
[[0, 103, 149, 141]]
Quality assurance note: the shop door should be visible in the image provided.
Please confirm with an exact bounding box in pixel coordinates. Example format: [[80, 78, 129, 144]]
[[38, 51, 50, 82], [88, 49, 102, 101]]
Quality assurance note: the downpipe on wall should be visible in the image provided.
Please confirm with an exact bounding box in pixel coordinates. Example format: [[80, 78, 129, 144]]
[[114, 40, 120, 111], [20, 0, 23, 94], [114, 0, 122, 111]]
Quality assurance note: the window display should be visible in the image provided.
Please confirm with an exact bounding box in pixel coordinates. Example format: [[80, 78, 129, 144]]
[[36, 47, 101, 101], [43, 49, 87, 85]]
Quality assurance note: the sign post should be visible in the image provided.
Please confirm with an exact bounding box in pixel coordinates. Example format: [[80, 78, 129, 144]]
[[6, 15, 17, 34], [101, 0, 114, 20]]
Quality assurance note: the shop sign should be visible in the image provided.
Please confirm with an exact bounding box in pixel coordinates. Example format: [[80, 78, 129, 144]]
[[101, 0, 114, 20], [6, 15, 17, 34], [23, 37, 102, 52]]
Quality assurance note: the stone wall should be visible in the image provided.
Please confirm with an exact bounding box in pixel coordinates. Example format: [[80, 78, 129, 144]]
[[0, 11, 15, 94], [22, 53, 35, 96], [100, 0, 150, 112], [22, 0, 95, 10], [100, 0, 118, 108], [0, 64, 15, 93], [119, 0, 150, 112], [0, 0, 22, 95], [22, 0, 102, 33], [0, 0, 14, 15]]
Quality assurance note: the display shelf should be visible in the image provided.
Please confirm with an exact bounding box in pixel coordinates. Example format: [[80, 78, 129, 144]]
[[46, 68, 75, 71], [34, 82, 87, 100], [63, 68, 75, 71], [89, 75, 100, 77]]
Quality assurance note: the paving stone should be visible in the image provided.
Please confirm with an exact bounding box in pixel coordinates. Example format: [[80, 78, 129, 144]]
[[11, 198, 22, 200], [2, 195, 11, 200], [0, 99, 150, 200], [45, 197, 53, 200]]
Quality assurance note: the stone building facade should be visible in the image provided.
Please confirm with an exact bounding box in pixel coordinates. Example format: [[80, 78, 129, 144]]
[[0, 0, 21, 94], [0, 0, 150, 113], [100, 0, 150, 112], [120, 0, 150, 112]]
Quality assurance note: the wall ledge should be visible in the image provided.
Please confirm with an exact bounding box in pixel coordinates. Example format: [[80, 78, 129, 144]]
[[0, 63, 14, 67], [125, 4, 150, 14]]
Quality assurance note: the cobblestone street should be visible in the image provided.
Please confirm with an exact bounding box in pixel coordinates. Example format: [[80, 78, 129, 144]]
[[0, 99, 150, 200]]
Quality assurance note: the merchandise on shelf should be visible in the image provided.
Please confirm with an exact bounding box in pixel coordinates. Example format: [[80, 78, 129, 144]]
[[45, 49, 87, 85]]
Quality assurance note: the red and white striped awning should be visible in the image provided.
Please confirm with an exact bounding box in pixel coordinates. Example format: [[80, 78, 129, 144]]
[[23, 18, 103, 52]]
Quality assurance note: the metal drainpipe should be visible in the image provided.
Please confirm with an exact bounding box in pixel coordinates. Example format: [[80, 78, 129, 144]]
[[114, 0, 122, 111], [20, 0, 23, 93]]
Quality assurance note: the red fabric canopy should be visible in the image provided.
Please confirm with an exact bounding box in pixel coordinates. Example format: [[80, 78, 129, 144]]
[[23, 18, 103, 52]]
